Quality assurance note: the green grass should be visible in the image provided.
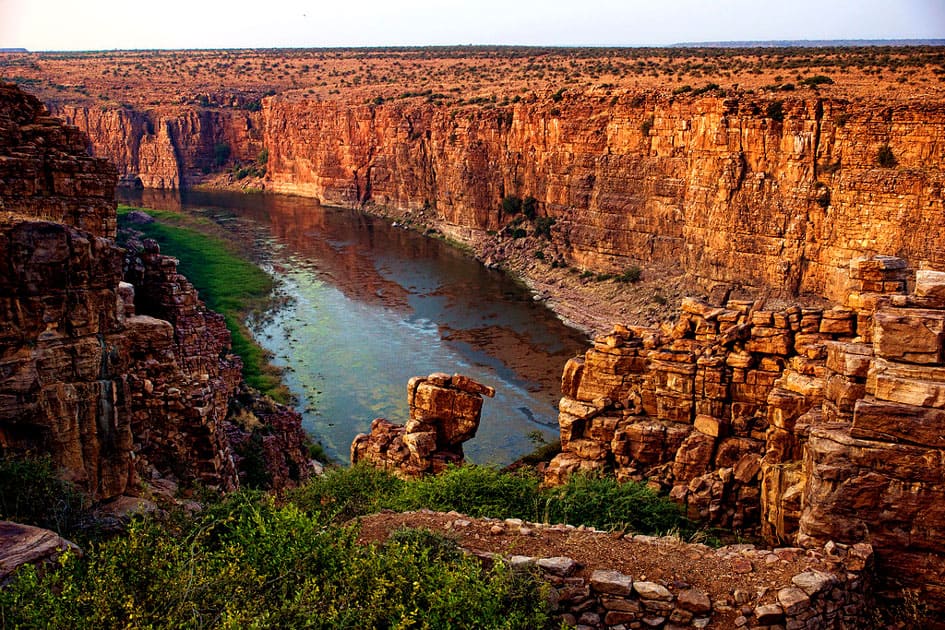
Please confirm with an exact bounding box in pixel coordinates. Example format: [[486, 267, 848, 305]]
[[117, 206, 289, 402], [288, 463, 697, 537]]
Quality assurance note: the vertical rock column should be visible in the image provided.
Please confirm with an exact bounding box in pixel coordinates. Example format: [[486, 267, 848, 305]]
[[351, 373, 495, 478]]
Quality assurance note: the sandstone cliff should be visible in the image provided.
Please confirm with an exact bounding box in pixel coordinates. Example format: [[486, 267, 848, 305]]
[[52, 94, 945, 302], [0, 83, 310, 500], [544, 256, 945, 616]]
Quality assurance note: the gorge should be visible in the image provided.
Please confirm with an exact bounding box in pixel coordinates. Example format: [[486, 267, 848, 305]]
[[3, 45, 945, 624]]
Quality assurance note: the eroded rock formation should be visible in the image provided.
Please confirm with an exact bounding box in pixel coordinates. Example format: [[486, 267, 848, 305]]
[[0, 82, 311, 499], [351, 372, 495, 478], [54, 94, 945, 302], [546, 256, 945, 615]]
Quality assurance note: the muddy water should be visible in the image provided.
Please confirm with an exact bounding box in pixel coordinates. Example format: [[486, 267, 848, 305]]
[[119, 189, 589, 465]]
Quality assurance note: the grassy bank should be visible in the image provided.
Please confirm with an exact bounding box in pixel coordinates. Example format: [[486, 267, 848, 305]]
[[117, 206, 289, 403]]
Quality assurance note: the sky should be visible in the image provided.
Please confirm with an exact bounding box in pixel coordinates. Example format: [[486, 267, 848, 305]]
[[1, 0, 944, 51]]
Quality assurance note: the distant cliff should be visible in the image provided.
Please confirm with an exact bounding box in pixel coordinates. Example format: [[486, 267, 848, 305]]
[[52, 94, 945, 302]]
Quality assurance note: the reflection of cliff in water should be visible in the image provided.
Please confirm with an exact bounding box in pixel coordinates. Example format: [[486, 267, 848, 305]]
[[117, 189, 589, 464]]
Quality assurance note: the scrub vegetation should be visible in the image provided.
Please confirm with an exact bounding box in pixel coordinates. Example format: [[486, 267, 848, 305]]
[[1, 461, 700, 628]]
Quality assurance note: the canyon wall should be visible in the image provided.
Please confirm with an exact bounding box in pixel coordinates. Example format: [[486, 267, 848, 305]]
[[544, 256, 945, 616], [54, 93, 945, 301], [0, 83, 309, 500]]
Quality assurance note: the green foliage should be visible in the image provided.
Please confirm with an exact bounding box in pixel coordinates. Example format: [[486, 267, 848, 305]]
[[877, 144, 897, 168], [0, 492, 552, 629], [542, 474, 686, 534], [640, 115, 654, 136], [801, 75, 834, 87], [766, 100, 785, 122], [672, 85, 692, 95], [550, 88, 565, 102], [0, 455, 87, 535], [511, 228, 528, 239], [117, 207, 288, 402], [289, 464, 693, 536], [617, 265, 643, 283], [522, 196, 538, 220], [256, 147, 269, 165], [287, 463, 405, 522], [691, 82, 720, 96], [390, 466, 542, 519], [212, 142, 231, 167], [534, 216, 555, 239], [502, 195, 522, 215]]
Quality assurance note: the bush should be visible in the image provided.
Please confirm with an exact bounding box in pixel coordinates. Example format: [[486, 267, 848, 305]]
[[390, 466, 542, 519], [534, 216, 555, 239], [877, 144, 897, 168], [502, 195, 522, 215], [522, 196, 538, 220], [617, 265, 643, 283], [0, 455, 87, 535], [640, 115, 654, 136], [766, 100, 785, 122], [287, 463, 404, 522], [0, 493, 553, 629], [543, 474, 687, 534], [212, 142, 230, 167]]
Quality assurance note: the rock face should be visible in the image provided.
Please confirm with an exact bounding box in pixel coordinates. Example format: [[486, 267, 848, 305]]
[[0, 521, 81, 584], [51, 104, 264, 189], [351, 372, 495, 478], [546, 256, 945, 616], [57, 95, 945, 300], [0, 82, 311, 499]]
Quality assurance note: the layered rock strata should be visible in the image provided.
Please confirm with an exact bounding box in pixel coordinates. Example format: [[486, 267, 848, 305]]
[[55, 94, 945, 301], [351, 372, 495, 478], [546, 256, 945, 615], [0, 82, 311, 499]]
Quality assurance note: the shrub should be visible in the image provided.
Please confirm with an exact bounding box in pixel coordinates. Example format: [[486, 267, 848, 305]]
[[0, 493, 553, 629], [801, 75, 834, 87], [287, 462, 404, 522], [534, 216, 555, 239], [766, 100, 785, 122], [617, 265, 643, 283], [511, 228, 528, 239], [0, 455, 87, 535], [501, 195, 522, 215], [640, 115, 654, 136], [522, 196, 538, 220], [543, 473, 687, 534], [212, 142, 230, 167], [877, 144, 897, 168]]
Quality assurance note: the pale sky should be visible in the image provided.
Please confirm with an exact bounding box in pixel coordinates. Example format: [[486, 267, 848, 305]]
[[2, 0, 943, 50]]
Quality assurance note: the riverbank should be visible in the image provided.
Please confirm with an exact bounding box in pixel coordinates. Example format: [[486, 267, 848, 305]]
[[117, 205, 291, 404]]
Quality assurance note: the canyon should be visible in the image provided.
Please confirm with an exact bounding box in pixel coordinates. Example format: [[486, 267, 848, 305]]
[[3, 45, 945, 623], [0, 82, 312, 502]]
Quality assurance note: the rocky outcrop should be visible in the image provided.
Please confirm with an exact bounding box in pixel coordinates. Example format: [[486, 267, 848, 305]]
[[0, 82, 311, 500], [351, 372, 495, 478], [0, 521, 81, 584], [546, 256, 945, 616], [55, 93, 945, 300]]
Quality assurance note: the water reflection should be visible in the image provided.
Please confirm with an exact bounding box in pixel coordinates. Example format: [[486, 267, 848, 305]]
[[119, 189, 588, 465]]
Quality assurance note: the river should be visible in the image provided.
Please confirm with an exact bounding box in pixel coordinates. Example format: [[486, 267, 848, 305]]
[[118, 189, 589, 465]]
